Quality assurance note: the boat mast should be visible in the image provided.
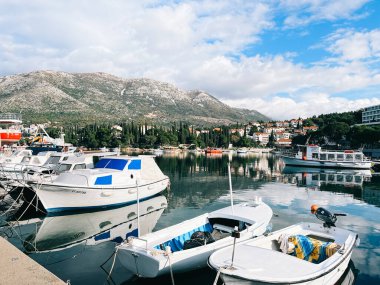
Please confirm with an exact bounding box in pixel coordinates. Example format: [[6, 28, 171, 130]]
[[228, 162, 234, 214]]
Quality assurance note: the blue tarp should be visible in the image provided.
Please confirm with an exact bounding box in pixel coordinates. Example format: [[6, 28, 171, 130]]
[[154, 223, 213, 252], [95, 158, 128, 170]]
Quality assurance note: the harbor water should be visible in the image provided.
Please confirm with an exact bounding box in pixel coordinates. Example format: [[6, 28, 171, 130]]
[[0, 152, 379, 284]]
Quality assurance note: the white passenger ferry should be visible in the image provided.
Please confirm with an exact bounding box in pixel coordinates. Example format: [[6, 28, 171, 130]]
[[281, 145, 372, 169]]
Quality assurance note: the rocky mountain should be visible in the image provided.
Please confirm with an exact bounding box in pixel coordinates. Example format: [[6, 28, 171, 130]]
[[0, 71, 269, 125]]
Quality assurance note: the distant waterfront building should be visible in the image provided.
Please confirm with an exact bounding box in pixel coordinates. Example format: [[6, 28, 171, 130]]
[[362, 104, 380, 125], [252, 132, 269, 145]]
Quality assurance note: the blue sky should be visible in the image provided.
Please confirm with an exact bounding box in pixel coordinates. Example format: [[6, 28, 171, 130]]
[[0, 0, 379, 119]]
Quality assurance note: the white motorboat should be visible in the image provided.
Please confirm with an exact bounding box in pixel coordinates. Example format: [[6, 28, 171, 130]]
[[35, 155, 169, 213], [0, 149, 33, 169], [281, 145, 372, 169], [22, 195, 167, 252], [116, 200, 272, 278], [209, 207, 359, 285]]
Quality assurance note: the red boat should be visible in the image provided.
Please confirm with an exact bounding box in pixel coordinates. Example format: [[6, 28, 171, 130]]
[[205, 148, 223, 154], [0, 113, 22, 146]]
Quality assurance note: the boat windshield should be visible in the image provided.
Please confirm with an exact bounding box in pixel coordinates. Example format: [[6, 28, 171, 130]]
[[45, 156, 61, 165], [95, 158, 128, 170], [57, 164, 72, 173]]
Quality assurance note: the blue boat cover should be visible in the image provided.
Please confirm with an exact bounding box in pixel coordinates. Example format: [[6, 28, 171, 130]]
[[95, 175, 112, 185], [95, 158, 128, 170], [154, 223, 213, 252]]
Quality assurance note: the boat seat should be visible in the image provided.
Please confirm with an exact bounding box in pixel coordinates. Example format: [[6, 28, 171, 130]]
[[213, 223, 234, 233]]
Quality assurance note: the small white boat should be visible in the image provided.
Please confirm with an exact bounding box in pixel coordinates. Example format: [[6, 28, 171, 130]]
[[35, 155, 169, 213], [0, 151, 56, 189], [281, 145, 372, 169], [116, 200, 272, 278], [209, 208, 359, 285], [237, 149, 248, 154], [0, 149, 33, 169]]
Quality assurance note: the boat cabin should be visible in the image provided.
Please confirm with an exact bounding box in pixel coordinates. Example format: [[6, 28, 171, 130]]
[[295, 145, 366, 162], [51, 156, 165, 188]]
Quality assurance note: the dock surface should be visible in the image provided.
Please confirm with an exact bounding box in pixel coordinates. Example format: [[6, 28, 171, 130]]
[[0, 237, 66, 285]]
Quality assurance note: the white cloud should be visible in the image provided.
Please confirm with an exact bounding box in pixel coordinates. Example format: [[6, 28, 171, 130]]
[[0, 0, 379, 120], [325, 28, 380, 61], [280, 0, 370, 27], [222, 94, 380, 120]]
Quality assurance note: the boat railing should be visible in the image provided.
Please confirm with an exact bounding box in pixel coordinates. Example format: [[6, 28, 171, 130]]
[[281, 150, 297, 157], [0, 113, 22, 123]]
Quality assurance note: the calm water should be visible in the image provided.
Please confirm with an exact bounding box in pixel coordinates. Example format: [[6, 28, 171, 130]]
[[1, 152, 379, 285]]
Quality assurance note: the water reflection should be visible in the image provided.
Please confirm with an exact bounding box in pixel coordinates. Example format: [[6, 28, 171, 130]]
[[0, 152, 378, 285], [21, 195, 167, 252]]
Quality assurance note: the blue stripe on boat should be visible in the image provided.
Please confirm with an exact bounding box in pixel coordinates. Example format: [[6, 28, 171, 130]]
[[95, 231, 111, 241], [45, 194, 161, 213]]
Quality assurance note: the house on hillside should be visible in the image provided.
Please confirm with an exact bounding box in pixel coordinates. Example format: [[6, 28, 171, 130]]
[[252, 132, 269, 145]]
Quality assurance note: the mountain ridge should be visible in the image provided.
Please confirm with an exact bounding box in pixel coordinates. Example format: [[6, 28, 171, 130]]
[[0, 71, 270, 125]]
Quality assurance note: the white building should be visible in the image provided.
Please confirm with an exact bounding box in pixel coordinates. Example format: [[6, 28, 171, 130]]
[[362, 104, 380, 125], [252, 132, 269, 145]]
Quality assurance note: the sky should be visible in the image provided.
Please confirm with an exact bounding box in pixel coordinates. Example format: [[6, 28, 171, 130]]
[[1, 0, 380, 120]]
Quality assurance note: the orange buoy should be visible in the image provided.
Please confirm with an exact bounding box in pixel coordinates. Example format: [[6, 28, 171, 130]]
[[311, 204, 319, 214]]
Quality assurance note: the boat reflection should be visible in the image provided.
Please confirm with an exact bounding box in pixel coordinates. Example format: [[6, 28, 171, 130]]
[[23, 195, 167, 252], [283, 166, 371, 188]]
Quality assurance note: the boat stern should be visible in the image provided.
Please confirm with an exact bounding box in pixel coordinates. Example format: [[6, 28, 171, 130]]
[[117, 241, 163, 278]]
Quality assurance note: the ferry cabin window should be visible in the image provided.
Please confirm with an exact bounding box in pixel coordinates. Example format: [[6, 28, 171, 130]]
[[337, 175, 344, 182], [337, 154, 344, 161], [320, 153, 327, 160], [328, 174, 335, 181], [355, 176, 362, 183], [320, 174, 326, 181], [312, 153, 318, 159], [355, 154, 362, 161], [346, 175, 353, 182], [312, 174, 319, 181], [328, 154, 335, 160], [345, 154, 353, 160]]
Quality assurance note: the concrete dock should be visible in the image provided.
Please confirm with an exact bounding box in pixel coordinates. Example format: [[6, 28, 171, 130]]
[[0, 237, 66, 285]]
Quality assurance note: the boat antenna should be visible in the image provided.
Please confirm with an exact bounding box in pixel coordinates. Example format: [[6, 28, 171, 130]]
[[228, 162, 234, 214]]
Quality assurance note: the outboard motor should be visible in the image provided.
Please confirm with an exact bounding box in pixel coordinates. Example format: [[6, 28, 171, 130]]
[[311, 205, 346, 228]]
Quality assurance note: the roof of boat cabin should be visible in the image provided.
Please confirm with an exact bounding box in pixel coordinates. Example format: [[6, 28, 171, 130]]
[[208, 202, 272, 225]]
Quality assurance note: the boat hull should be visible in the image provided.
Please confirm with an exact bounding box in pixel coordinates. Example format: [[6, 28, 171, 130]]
[[282, 156, 372, 169], [0, 131, 22, 144], [209, 222, 358, 285], [219, 252, 352, 284], [118, 222, 270, 278], [117, 202, 273, 278], [35, 178, 169, 212]]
